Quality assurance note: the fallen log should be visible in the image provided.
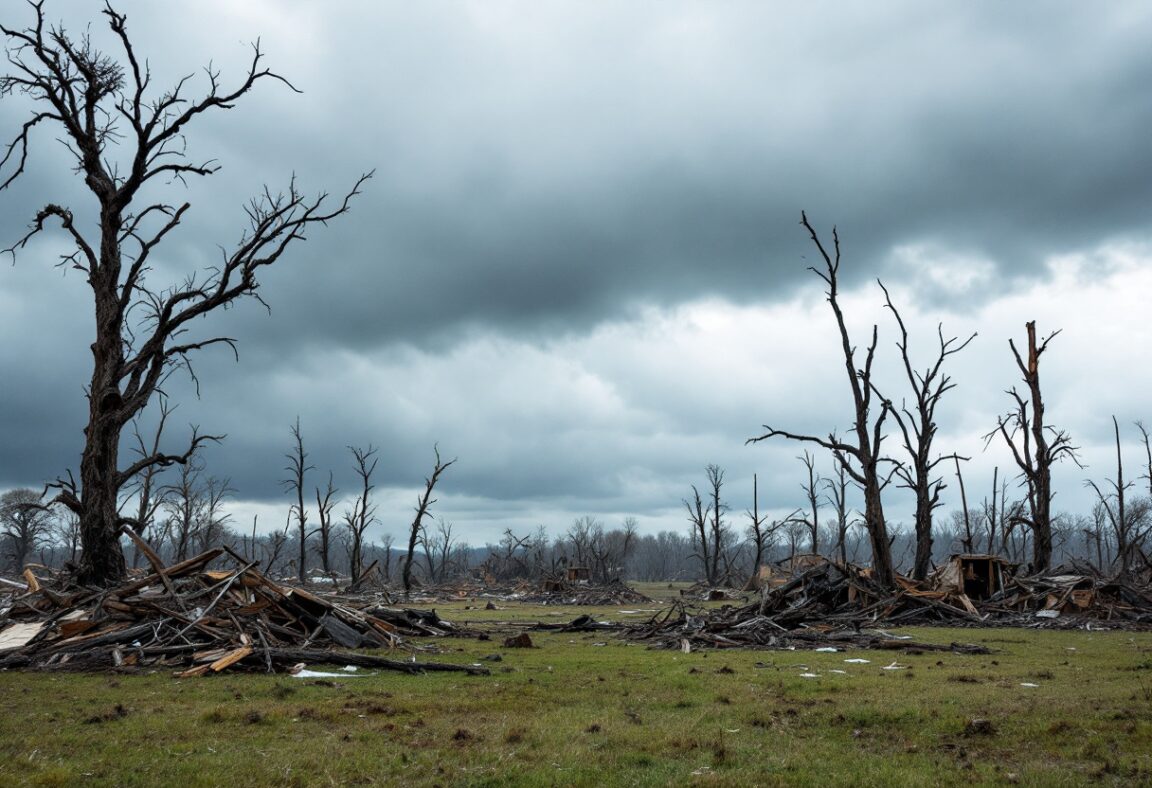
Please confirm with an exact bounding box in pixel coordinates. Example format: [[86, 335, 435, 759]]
[[257, 648, 491, 675]]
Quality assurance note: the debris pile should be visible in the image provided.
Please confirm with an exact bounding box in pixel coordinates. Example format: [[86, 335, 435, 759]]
[[404, 578, 654, 606], [518, 578, 654, 606], [627, 554, 1152, 650], [979, 571, 1152, 626], [0, 547, 488, 676], [626, 602, 991, 654]]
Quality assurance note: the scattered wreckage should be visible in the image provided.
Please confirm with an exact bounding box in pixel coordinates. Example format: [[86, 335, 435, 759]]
[[4, 547, 1151, 672], [0, 546, 488, 676], [627, 553, 1152, 652]]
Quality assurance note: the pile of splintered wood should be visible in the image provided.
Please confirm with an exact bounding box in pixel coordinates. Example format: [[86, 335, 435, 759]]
[[0, 546, 488, 677], [625, 601, 990, 654], [626, 557, 1152, 651], [974, 572, 1152, 627], [403, 578, 654, 606], [516, 578, 654, 606]]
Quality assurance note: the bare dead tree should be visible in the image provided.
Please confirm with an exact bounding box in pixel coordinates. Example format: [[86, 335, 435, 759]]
[[684, 482, 714, 584], [879, 282, 976, 580], [1086, 416, 1152, 576], [706, 464, 730, 582], [193, 475, 233, 556], [1084, 504, 1109, 568], [52, 510, 81, 567], [343, 445, 378, 584], [824, 459, 854, 565], [797, 451, 821, 555], [611, 516, 640, 579], [402, 446, 456, 594], [159, 457, 203, 563], [314, 472, 338, 575], [122, 396, 175, 567], [419, 517, 457, 584], [744, 473, 796, 585], [1133, 419, 1152, 571], [982, 466, 1002, 555], [584, 518, 639, 583], [527, 525, 556, 580], [281, 418, 314, 583], [262, 526, 289, 578], [484, 528, 542, 582], [745, 474, 769, 581], [0, 4, 370, 585], [954, 456, 974, 553], [1, 489, 55, 572], [985, 321, 1079, 573], [158, 456, 229, 562], [378, 532, 395, 584], [748, 213, 897, 588], [1140, 422, 1152, 499], [564, 515, 599, 569]]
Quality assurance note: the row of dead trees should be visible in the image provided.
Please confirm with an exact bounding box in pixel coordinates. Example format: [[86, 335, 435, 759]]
[[741, 213, 1150, 588]]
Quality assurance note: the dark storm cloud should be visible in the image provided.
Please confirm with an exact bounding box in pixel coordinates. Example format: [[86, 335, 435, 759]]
[[201, 0, 1152, 353], [8, 1, 1150, 349]]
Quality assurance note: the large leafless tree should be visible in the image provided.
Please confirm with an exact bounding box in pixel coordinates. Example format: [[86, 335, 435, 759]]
[[879, 282, 975, 580], [749, 213, 897, 588], [796, 451, 821, 555], [0, 3, 369, 584], [314, 471, 338, 575], [343, 445, 378, 584], [1086, 417, 1151, 576], [122, 396, 175, 567], [986, 322, 1079, 573], [824, 460, 854, 565], [1, 488, 55, 571], [685, 464, 729, 585], [419, 517, 459, 584], [282, 418, 313, 583], [402, 446, 456, 594], [684, 483, 713, 583]]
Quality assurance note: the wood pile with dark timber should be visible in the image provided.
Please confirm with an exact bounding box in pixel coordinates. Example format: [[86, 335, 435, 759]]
[[0, 545, 488, 677], [625, 555, 1152, 652], [399, 578, 654, 606]]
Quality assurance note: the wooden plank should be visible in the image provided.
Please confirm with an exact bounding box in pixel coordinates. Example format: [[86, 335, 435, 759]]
[[121, 527, 179, 601], [174, 663, 212, 678], [209, 645, 253, 672], [115, 548, 224, 596]]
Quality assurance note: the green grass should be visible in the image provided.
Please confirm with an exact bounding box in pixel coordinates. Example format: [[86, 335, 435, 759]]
[[2, 602, 1151, 786]]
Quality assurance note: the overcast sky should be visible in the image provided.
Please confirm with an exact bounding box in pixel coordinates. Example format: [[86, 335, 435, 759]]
[[2, 1, 1151, 551]]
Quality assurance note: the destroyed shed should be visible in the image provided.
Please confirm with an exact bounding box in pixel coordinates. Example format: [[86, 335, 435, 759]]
[[930, 554, 1013, 601]]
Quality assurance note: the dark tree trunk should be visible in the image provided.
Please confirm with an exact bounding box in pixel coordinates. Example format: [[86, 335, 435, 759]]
[[748, 213, 897, 589], [402, 448, 455, 594], [77, 219, 129, 585], [989, 322, 1077, 575], [861, 461, 894, 588], [878, 283, 974, 581], [1026, 322, 1054, 572], [912, 483, 933, 581]]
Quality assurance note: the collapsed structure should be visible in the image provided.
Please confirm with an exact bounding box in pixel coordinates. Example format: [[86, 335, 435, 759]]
[[4, 547, 1151, 671], [628, 554, 1152, 651], [0, 547, 487, 676]]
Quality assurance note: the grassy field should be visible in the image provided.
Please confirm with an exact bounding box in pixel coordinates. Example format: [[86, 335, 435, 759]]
[[2, 589, 1151, 787]]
